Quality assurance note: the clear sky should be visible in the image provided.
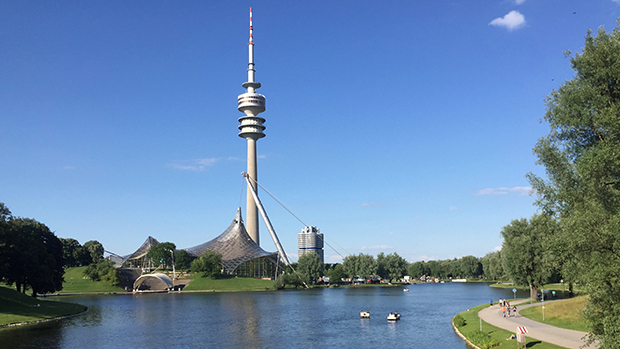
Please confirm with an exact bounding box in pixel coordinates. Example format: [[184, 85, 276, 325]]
[[1, 1, 619, 263]]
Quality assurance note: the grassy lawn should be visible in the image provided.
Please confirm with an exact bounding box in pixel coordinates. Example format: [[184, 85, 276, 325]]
[[0, 286, 86, 327], [519, 296, 589, 332], [59, 267, 125, 294], [490, 283, 582, 293], [183, 275, 274, 291], [455, 303, 566, 349]]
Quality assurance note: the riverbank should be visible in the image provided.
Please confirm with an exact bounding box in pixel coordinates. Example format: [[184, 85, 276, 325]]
[[0, 286, 87, 328], [454, 298, 593, 349]]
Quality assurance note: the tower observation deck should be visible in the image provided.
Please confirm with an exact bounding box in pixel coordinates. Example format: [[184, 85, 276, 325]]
[[238, 8, 265, 245]]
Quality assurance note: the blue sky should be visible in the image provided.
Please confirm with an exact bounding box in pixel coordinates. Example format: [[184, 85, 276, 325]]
[[2, 1, 619, 263]]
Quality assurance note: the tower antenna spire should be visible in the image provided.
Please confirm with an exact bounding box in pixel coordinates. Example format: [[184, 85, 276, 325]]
[[237, 6, 266, 245]]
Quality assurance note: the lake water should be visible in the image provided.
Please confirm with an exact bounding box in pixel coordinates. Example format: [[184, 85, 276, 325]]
[[1, 283, 551, 348]]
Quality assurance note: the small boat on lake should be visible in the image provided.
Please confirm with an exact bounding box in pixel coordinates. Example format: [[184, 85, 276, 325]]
[[387, 312, 400, 321], [403, 288, 409, 292], [360, 311, 370, 318]]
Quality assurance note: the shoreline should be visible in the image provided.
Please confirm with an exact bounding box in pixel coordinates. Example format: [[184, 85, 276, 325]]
[[0, 307, 89, 330]]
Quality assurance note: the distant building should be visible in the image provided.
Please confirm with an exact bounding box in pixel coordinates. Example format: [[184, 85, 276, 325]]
[[298, 226, 324, 263]]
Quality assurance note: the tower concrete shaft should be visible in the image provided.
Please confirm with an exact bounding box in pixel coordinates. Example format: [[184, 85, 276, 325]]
[[238, 7, 265, 245]]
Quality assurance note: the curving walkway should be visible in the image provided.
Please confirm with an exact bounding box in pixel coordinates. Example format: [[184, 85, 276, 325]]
[[478, 300, 597, 349]]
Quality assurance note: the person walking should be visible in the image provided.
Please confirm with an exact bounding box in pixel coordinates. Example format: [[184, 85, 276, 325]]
[[502, 305, 506, 317]]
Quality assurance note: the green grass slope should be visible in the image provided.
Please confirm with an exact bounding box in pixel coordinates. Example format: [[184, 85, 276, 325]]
[[183, 275, 274, 291], [519, 296, 589, 332], [0, 286, 86, 327], [454, 303, 566, 349], [60, 267, 125, 293]]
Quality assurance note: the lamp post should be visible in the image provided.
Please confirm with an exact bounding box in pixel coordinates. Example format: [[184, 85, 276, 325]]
[[169, 249, 176, 281]]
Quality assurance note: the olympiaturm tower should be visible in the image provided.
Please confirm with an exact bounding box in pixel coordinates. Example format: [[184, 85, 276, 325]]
[[237, 8, 265, 245]]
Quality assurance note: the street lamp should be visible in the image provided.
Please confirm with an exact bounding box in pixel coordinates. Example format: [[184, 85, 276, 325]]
[[169, 249, 176, 281]]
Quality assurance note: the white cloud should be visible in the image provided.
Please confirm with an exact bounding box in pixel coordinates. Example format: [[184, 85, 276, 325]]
[[613, 0, 620, 4], [361, 245, 392, 251], [361, 202, 379, 207], [489, 10, 526, 31], [494, 245, 502, 252], [63, 165, 76, 170], [475, 186, 532, 196], [449, 206, 458, 211], [258, 154, 267, 159], [514, 0, 526, 4], [168, 158, 219, 171]]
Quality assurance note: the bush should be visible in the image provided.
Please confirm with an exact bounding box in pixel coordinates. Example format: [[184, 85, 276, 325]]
[[469, 330, 499, 349], [453, 314, 466, 327], [83, 260, 120, 286], [274, 274, 308, 289]]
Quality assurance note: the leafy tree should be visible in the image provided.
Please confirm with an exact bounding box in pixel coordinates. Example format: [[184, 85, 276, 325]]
[[296, 252, 324, 282], [60, 238, 83, 268], [500, 215, 554, 300], [526, 22, 620, 347], [190, 251, 222, 277], [83, 240, 104, 264], [274, 273, 306, 289], [2, 217, 64, 296], [326, 263, 345, 283], [383, 252, 408, 282], [427, 260, 442, 278], [175, 249, 193, 270], [458, 255, 482, 278], [481, 251, 504, 280], [376, 252, 387, 278], [146, 242, 176, 268], [342, 254, 358, 278], [407, 261, 427, 278], [84, 259, 120, 286]]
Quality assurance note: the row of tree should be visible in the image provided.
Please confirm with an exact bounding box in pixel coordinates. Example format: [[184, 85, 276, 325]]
[[493, 23, 620, 348], [0, 203, 64, 296]]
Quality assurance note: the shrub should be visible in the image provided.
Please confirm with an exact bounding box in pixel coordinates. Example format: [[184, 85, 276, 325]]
[[453, 314, 466, 327], [469, 330, 499, 349]]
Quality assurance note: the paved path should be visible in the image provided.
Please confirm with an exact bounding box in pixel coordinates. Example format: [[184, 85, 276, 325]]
[[478, 300, 597, 349]]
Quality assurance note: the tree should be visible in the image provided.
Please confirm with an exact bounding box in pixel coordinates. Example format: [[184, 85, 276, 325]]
[[481, 251, 504, 281], [326, 264, 345, 283], [526, 22, 620, 347], [175, 249, 193, 270], [296, 253, 324, 283], [83, 240, 104, 264], [383, 253, 408, 282], [146, 242, 176, 268], [60, 238, 82, 268], [84, 259, 120, 286], [500, 215, 554, 301], [190, 251, 222, 277], [2, 217, 64, 296], [458, 255, 482, 278], [407, 261, 427, 278]]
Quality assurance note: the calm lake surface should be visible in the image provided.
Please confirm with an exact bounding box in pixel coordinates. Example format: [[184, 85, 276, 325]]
[[2, 283, 543, 348]]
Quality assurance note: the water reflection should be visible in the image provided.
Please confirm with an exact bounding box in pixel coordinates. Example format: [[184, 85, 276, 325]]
[[0, 283, 535, 348]]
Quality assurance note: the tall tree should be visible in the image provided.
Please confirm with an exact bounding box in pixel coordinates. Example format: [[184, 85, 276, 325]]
[[296, 253, 324, 282], [83, 240, 104, 264], [383, 252, 408, 282], [526, 22, 620, 347], [481, 251, 504, 281], [146, 242, 176, 268], [500, 215, 554, 301], [458, 255, 482, 278]]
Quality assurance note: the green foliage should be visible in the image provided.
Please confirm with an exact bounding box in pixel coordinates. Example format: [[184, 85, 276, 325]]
[[190, 251, 222, 278], [146, 242, 176, 268], [83, 260, 120, 286], [468, 330, 499, 349], [453, 313, 466, 327], [174, 249, 193, 270], [481, 251, 504, 280], [0, 208, 64, 296], [274, 273, 307, 289], [296, 252, 324, 282], [342, 253, 377, 279], [61, 266, 124, 293], [500, 215, 555, 300], [83, 240, 104, 264], [407, 261, 428, 278], [458, 255, 483, 278], [526, 22, 620, 347], [383, 252, 408, 281], [326, 263, 345, 283]]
